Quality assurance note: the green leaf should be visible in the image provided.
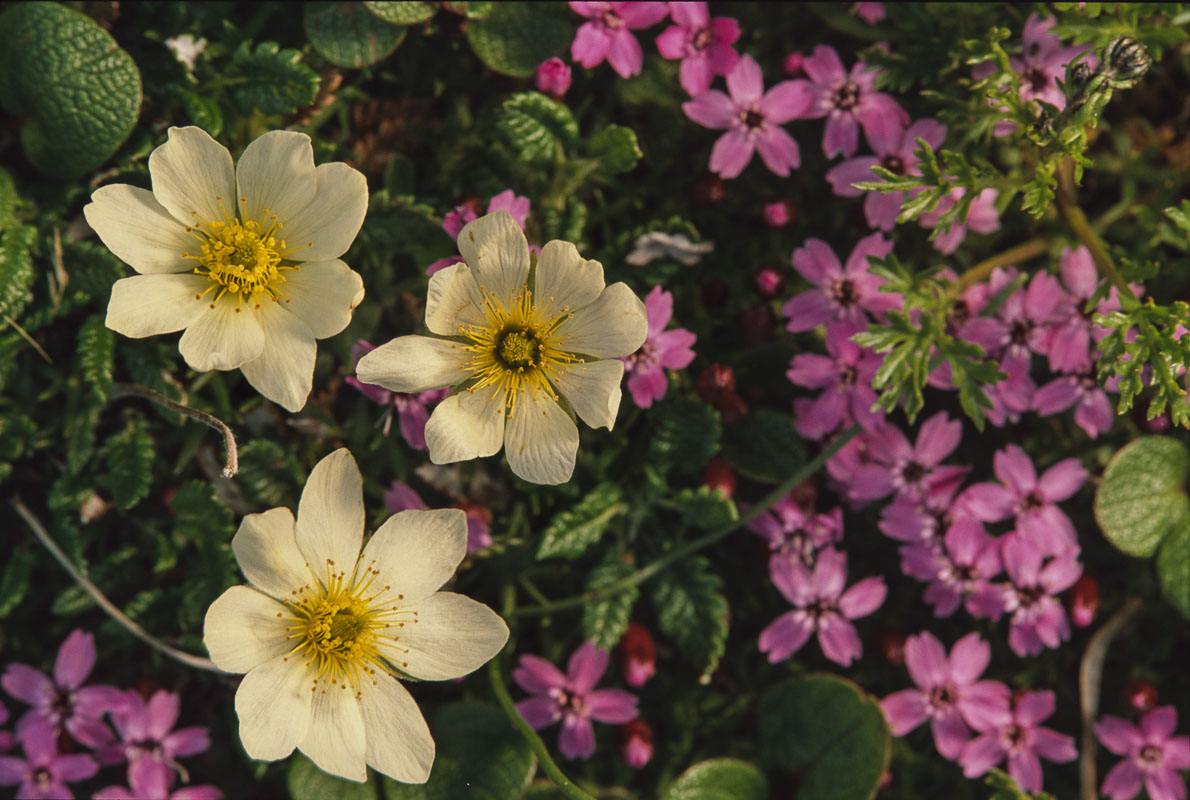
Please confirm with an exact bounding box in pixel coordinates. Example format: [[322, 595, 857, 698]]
[[172, 481, 234, 544], [536, 484, 624, 561], [1166, 200, 1190, 235], [228, 41, 320, 116], [582, 557, 638, 649], [587, 124, 642, 176], [758, 675, 891, 800], [0, 547, 36, 619], [288, 753, 379, 800], [0, 412, 36, 462], [670, 486, 737, 531], [305, 3, 408, 68], [0, 2, 142, 178], [983, 768, 1056, 800], [382, 703, 535, 800], [495, 92, 579, 166], [364, 1, 435, 24], [663, 759, 768, 800], [651, 556, 728, 677], [0, 225, 36, 320], [650, 398, 722, 479], [235, 439, 303, 509], [105, 423, 154, 511], [180, 90, 223, 138], [465, 2, 572, 77], [77, 315, 115, 402], [0, 167, 15, 232], [1094, 436, 1189, 558], [721, 408, 806, 484], [1156, 519, 1190, 619]]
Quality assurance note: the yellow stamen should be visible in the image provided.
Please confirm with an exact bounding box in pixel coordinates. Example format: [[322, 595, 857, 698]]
[[183, 203, 305, 306]]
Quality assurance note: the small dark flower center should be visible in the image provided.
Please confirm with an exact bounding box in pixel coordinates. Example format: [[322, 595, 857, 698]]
[[1139, 744, 1163, 766], [952, 563, 976, 581], [899, 460, 928, 486], [1020, 490, 1044, 513], [1017, 584, 1046, 606], [1026, 67, 1049, 93], [928, 683, 957, 710], [556, 688, 587, 716], [838, 363, 858, 388], [33, 767, 53, 790], [741, 108, 766, 130], [832, 81, 861, 111], [51, 689, 75, 720], [1010, 319, 1031, 346], [692, 27, 713, 50], [880, 154, 906, 175], [601, 10, 624, 29], [808, 598, 838, 619], [131, 738, 165, 761], [1005, 724, 1026, 749], [829, 277, 859, 307]]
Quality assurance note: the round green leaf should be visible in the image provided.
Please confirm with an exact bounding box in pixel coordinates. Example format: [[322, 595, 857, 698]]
[[364, 1, 435, 24], [759, 675, 890, 800], [306, 2, 408, 69], [288, 753, 379, 800], [1094, 436, 1190, 558], [663, 758, 768, 800], [1157, 518, 1190, 619], [465, 2, 573, 78], [0, 2, 142, 179], [383, 702, 535, 800]]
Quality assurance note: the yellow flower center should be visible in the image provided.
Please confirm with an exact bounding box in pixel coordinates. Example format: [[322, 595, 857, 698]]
[[460, 286, 581, 417], [280, 558, 416, 697]]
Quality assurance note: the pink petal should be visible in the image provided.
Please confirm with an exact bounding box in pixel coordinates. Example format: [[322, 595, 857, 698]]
[[838, 576, 886, 618], [643, 285, 673, 332], [586, 689, 638, 724], [627, 367, 667, 408], [826, 157, 879, 198], [904, 631, 949, 689], [914, 412, 960, 466], [1033, 727, 1078, 762], [682, 90, 737, 129], [53, 630, 96, 691], [956, 483, 1015, 522], [1038, 458, 1086, 502], [656, 329, 696, 368], [667, 1, 708, 28], [145, 691, 180, 740], [811, 547, 848, 599], [960, 732, 1005, 777], [1100, 759, 1144, 800], [709, 128, 755, 179], [655, 25, 687, 60], [760, 81, 816, 124], [1096, 716, 1145, 755], [567, 641, 609, 694], [932, 708, 973, 760], [513, 655, 567, 694], [803, 44, 846, 86], [792, 239, 842, 284], [1141, 707, 1178, 742], [605, 30, 644, 78], [857, 93, 910, 153], [164, 727, 210, 758], [517, 697, 560, 730], [1007, 749, 1043, 794], [902, 118, 948, 155], [758, 610, 814, 663], [679, 53, 715, 95], [864, 191, 903, 231], [726, 54, 764, 104], [572, 22, 612, 69], [569, 2, 606, 19], [1, 665, 52, 708], [787, 353, 837, 389], [1061, 246, 1097, 299], [615, 1, 669, 29], [816, 615, 863, 666], [994, 445, 1038, 493], [1144, 768, 1186, 800], [1015, 690, 1056, 726], [948, 632, 991, 685], [781, 291, 831, 332], [882, 689, 929, 736], [823, 113, 860, 159], [55, 753, 98, 783], [559, 714, 596, 760], [755, 126, 801, 176]]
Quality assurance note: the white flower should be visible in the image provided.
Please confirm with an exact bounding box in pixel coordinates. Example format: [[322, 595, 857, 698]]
[[165, 34, 207, 70], [202, 449, 508, 783], [355, 211, 647, 485], [624, 231, 714, 266], [84, 126, 367, 412]]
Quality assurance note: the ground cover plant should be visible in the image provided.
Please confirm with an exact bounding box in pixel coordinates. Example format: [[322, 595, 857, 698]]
[[1, 2, 1190, 799]]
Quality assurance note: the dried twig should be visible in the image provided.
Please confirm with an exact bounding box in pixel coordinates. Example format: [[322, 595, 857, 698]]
[[110, 382, 239, 477]]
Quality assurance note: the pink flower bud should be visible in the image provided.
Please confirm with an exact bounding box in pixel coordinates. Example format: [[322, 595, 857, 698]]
[[754, 266, 784, 298], [618, 623, 656, 688], [763, 197, 798, 227], [535, 57, 571, 100], [620, 719, 653, 768], [782, 51, 806, 77], [702, 456, 736, 499], [1123, 679, 1157, 714], [1065, 575, 1099, 627]]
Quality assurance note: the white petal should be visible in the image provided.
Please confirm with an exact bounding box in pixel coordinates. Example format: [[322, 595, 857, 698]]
[[298, 686, 367, 782], [555, 282, 647, 358], [277, 163, 368, 262], [549, 359, 624, 431], [203, 585, 292, 674], [277, 259, 364, 340], [295, 449, 365, 581], [234, 653, 313, 761], [148, 126, 237, 227], [355, 336, 469, 394], [84, 185, 195, 275], [533, 240, 605, 322], [358, 672, 433, 784], [235, 131, 317, 230], [424, 262, 486, 337], [362, 509, 467, 605], [231, 507, 314, 601], [456, 211, 529, 311], [239, 300, 317, 412], [106, 273, 209, 338], [424, 383, 505, 465], [505, 390, 579, 485], [178, 294, 266, 371], [393, 592, 508, 681]]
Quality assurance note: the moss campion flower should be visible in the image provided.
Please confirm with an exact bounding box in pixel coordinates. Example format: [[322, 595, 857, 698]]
[[202, 449, 509, 783], [356, 211, 647, 485], [85, 126, 367, 412]]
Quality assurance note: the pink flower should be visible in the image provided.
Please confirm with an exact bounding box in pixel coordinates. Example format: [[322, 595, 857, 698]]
[[782, 232, 897, 331], [959, 690, 1077, 792], [1034, 369, 1114, 439], [826, 118, 947, 231], [1000, 533, 1082, 657], [789, 320, 885, 439], [101, 690, 210, 793], [848, 411, 968, 504], [444, 191, 531, 240], [746, 494, 843, 566], [655, 2, 740, 95], [759, 548, 886, 667], [95, 766, 223, 800], [514, 641, 639, 760], [1096, 706, 1190, 800], [347, 340, 448, 450], [621, 286, 696, 408], [620, 719, 653, 768], [919, 187, 1001, 255], [0, 701, 10, 752], [762, 198, 797, 227], [900, 518, 1005, 620], [0, 722, 98, 800], [570, 2, 669, 78], [793, 44, 909, 158], [682, 55, 814, 179], [1, 630, 125, 749], [852, 2, 885, 24], [383, 480, 492, 554], [535, 57, 572, 99], [881, 632, 1011, 760], [617, 623, 656, 689], [425, 255, 464, 277]]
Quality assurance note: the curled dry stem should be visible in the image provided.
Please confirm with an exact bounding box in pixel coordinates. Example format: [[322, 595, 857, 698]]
[[110, 382, 239, 477]]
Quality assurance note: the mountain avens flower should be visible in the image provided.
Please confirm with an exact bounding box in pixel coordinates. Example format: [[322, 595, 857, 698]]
[[356, 211, 647, 485], [85, 126, 367, 412], [202, 449, 509, 783]]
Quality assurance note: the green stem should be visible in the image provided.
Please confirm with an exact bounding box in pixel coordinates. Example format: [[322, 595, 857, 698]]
[[514, 425, 862, 618], [1056, 161, 1137, 302], [943, 237, 1048, 303]]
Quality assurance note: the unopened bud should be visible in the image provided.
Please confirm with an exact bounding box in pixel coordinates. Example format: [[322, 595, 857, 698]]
[[1105, 36, 1151, 87], [620, 719, 653, 768], [1065, 575, 1099, 628], [618, 623, 656, 688], [1122, 679, 1158, 714], [702, 456, 736, 499]]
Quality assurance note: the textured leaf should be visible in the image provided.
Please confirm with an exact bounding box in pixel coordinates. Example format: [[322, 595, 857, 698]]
[[77, 315, 115, 402], [382, 703, 535, 800], [1157, 519, 1190, 619], [0, 226, 36, 320], [235, 439, 303, 509], [758, 675, 890, 800], [0, 167, 15, 232], [172, 481, 235, 544], [721, 408, 806, 484], [651, 556, 728, 677], [536, 483, 624, 561], [288, 753, 379, 800], [305, 3, 408, 68], [0, 2, 141, 179], [364, 1, 435, 24], [671, 486, 737, 530], [582, 558, 638, 649], [650, 399, 722, 478], [1094, 436, 1189, 558], [540, 195, 588, 244], [228, 41, 320, 115], [465, 2, 572, 77], [587, 124, 642, 176], [0, 412, 36, 462], [663, 759, 768, 800], [180, 90, 223, 138], [0, 547, 36, 619], [105, 423, 154, 511], [495, 91, 579, 166]]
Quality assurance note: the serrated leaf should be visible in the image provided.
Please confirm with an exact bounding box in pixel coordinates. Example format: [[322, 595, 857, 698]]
[[172, 481, 234, 543], [364, 1, 435, 24], [77, 315, 114, 402], [582, 558, 638, 649], [537, 484, 624, 561], [1165, 200, 1190, 234], [235, 439, 303, 508], [587, 124, 642, 176], [465, 2, 572, 78], [0, 3, 142, 178], [721, 408, 806, 484], [758, 675, 890, 800], [0, 225, 36, 320], [1094, 436, 1189, 558], [0, 412, 36, 462], [651, 556, 728, 677], [0, 547, 36, 619], [1157, 519, 1190, 619], [180, 90, 223, 138], [288, 753, 379, 800], [496, 91, 579, 166], [663, 759, 768, 800], [650, 398, 722, 479], [671, 486, 737, 530], [305, 3, 408, 68], [105, 423, 154, 511], [228, 41, 320, 116], [0, 167, 15, 232]]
